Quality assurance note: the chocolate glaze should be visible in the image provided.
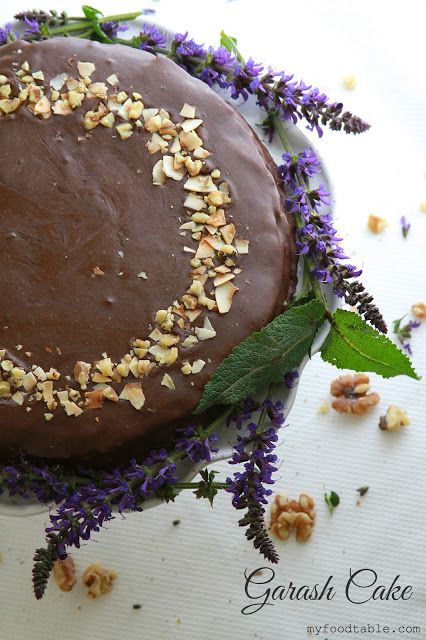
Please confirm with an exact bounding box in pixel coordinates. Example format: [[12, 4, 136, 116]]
[[0, 37, 297, 464]]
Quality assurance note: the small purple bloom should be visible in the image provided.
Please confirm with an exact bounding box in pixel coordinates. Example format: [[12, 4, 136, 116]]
[[400, 215, 410, 238], [174, 32, 206, 58], [101, 21, 129, 39], [24, 17, 40, 35], [284, 370, 299, 389], [0, 23, 12, 44], [175, 425, 219, 463], [139, 23, 167, 52]]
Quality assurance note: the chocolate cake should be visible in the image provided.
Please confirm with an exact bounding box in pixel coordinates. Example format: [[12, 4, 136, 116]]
[[0, 37, 296, 463]]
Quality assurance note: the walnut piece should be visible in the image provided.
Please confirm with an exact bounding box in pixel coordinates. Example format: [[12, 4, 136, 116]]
[[412, 302, 426, 319], [330, 373, 380, 414], [270, 493, 316, 542], [367, 214, 388, 234], [379, 405, 410, 431], [82, 562, 117, 599], [53, 556, 77, 592]]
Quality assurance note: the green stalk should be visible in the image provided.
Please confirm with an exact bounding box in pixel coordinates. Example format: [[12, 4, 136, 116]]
[[173, 482, 228, 490], [47, 11, 142, 36]]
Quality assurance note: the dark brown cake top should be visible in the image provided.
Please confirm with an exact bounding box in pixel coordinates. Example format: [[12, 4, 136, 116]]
[[0, 37, 296, 462]]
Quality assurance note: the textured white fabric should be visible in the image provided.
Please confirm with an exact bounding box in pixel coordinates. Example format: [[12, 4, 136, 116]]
[[0, 1, 425, 638]]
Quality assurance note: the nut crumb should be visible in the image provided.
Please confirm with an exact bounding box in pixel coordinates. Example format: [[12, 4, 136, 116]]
[[82, 562, 117, 599], [53, 556, 76, 592], [342, 75, 357, 90], [412, 302, 426, 319], [317, 400, 330, 414], [367, 214, 388, 234], [379, 405, 410, 431]]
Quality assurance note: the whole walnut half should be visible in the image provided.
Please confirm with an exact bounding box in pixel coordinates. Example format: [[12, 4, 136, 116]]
[[270, 493, 316, 543], [330, 373, 380, 415]]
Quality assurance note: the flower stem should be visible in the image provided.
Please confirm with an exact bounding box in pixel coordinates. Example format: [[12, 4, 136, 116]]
[[174, 481, 228, 490], [47, 12, 142, 36]]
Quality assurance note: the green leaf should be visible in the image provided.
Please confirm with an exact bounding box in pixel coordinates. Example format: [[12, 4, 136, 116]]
[[219, 30, 245, 63], [40, 24, 50, 37], [321, 309, 419, 380], [92, 21, 114, 44], [82, 5, 103, 20], [194, 300, 326, 414], [324, 491, 340, 515], [194, 469, 219, 506]]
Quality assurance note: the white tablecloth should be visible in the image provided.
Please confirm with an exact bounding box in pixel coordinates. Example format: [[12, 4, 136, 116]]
[[1, 1, 425, 638]]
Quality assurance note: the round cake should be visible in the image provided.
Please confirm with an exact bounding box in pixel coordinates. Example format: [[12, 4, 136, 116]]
[[0, 37, 296, 464]]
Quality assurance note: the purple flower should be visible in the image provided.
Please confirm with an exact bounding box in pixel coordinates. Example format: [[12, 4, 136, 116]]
[[284, 370, 299, 389], [393, 315, 421, 354], [101, 21, 129, 39], [198, 45, 235, 88], [0, 23, 12, 44], [175, 425, 218, 463], [174, 32, 206, 58], [24, 17, 40, 35], [138, 23, 167, 52], [400, 215, 410, 238], [279, 149, 321, 188], [229, 58, 264, 101], [279, 148, 387, 332], [226, 400, 285, 509]]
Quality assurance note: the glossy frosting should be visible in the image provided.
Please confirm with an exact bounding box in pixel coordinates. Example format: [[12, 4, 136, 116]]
[[0, 37, 296, 463]]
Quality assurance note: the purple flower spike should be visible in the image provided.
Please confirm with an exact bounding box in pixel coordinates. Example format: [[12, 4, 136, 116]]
[[279, 148, 387, 333]]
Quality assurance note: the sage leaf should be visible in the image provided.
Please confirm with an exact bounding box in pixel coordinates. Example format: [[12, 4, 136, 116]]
[[194, 300, 326, 414], [219, 30, 245, 63], [321, 309, 419, 380]]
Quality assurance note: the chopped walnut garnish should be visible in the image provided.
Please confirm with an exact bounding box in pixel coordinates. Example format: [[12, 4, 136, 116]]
[[270, 494, 316, 542], [235, 238, 249, 254], [0, 381, 11, 398], [116, 122, 133, 140], [0, 98, 21, 114], [215, 281, 239, 314], [53, 556, 77, 592], [92, 266, 104, 276], [74, 361, 92, 389], [82, 562, 117, 599], [85, 389, 104, 409], [152, 159, 166, 185], [412, 302, 426, 319], [77, 61, 95, 79], [63, 400, 83, 417], [379, 405, 410, 431], [161, 373, 176, 390], [180, 103, 196, 118], [367, 214, 387, 234], [330, 373, 380, 414], [119, 382, 145, 409], [106, 73, 118, 86]]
